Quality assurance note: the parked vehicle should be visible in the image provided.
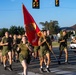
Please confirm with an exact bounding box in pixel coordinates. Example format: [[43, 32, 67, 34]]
[[70, 42, 76, 49]]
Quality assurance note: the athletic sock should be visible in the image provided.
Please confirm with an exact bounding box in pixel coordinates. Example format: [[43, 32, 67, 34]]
[[65, 60, 68, 62], [40, 66, 43, 69], [46, 65, 49, 68], [4, 64, 6, 67]]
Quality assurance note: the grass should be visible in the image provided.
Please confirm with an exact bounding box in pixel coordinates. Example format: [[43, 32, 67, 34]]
[[52, 41, 71, 47], [52, 41, 59, 47]]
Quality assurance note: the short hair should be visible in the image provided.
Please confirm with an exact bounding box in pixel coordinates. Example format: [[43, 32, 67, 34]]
[[62, 29, 67, 32], [41, 29, 47, 32]]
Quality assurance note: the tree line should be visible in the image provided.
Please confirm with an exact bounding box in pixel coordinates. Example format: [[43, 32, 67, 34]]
[[0, 20, 75, 37], [40, 20, 60, 34], [0, 26, 25, 37], [0, 20, 60, 37]]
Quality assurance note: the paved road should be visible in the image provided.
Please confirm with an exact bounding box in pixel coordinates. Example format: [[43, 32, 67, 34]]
[[0, 47, 76, 75]]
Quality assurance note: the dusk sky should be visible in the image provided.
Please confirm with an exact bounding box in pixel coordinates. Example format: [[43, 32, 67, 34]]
[[0, 0, 76, 29]]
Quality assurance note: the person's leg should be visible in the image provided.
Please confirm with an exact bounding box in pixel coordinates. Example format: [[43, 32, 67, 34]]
[[2, 50, 8, 70], [15, 52, 19, 62], [59, 50, 63, 60], [34, 51, 38, 58], [8, 51, 13, 71], [45, 52, 51, 72], [39, 57, 44, 73], [39, 57, 44, 68], [8, 51, 12, 65], [21, 60, 28, 75], [12, 50, 15, 62], [58, 50, 63, 65], [3, 55, 7, 70], [46, 53, 50, 68], [64, 48, 68, 63], [44, 56, 47, 65], [38, 49, 44, 73], [34, 46, 39, 59], [0, 50, 3, 64]]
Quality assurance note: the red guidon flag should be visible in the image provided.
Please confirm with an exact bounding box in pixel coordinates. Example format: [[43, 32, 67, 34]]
[[22, 4, 42, 46]]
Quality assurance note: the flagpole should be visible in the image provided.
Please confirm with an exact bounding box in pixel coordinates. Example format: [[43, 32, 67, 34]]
[[46, 40, 58, 61]]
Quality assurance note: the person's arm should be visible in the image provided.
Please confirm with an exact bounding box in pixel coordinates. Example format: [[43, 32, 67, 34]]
[[0, 42, 7, 46], [25, 44, 33, 52], [59, 39, 65, 43], [48, 37, 52, 51], [72, 39, 76, 43], [74, 40, 76, 43], [17, 47, 20, 51], [49, 45, 52, 51], [60, 36, 66, 43], [16, 44, 21, 52], [38, 38, 46, 46], [0, 37, 8, 46]]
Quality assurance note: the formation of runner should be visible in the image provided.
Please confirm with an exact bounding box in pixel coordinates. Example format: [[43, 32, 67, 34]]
[[0, 29, 74, 75]]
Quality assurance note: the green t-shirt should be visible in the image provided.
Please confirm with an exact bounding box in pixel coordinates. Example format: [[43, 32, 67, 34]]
[[59, 35, 67, 47], [18, 42, 29, 57], [2, 36, 13, 51], [39, 36, 51, 50], [13, 38, 18, 50]]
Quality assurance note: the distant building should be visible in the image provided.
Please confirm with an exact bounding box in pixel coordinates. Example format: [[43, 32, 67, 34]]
[[59, 27, 75, 34], [59, 27, 74, 31]]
